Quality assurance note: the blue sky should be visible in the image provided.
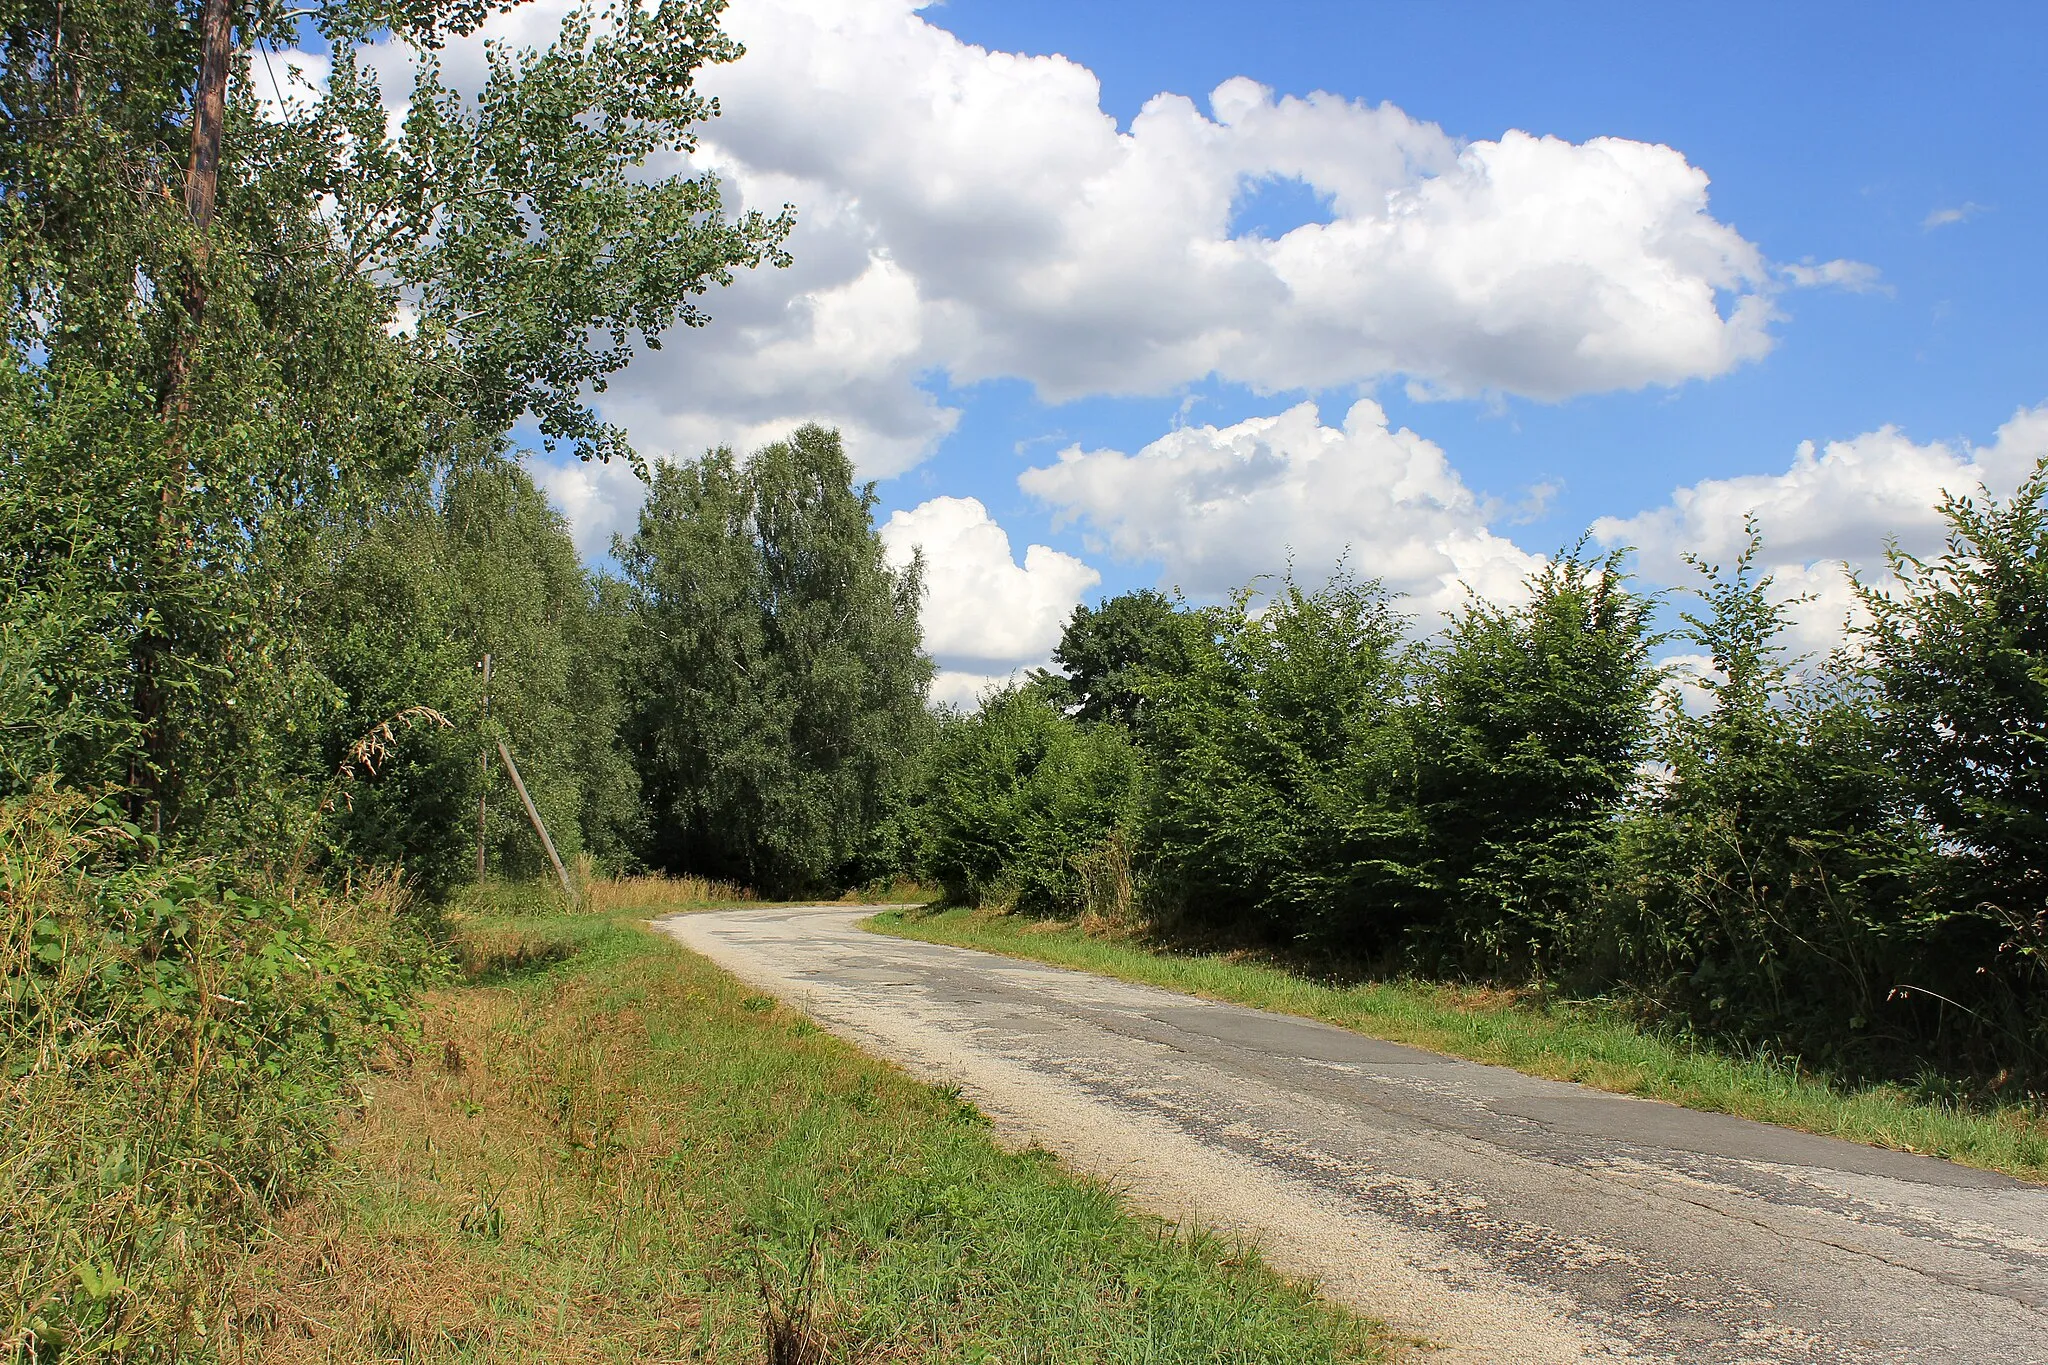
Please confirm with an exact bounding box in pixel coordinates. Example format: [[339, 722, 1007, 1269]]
[[926, 0, 2045, 532], [484, 0, 2047, 702]]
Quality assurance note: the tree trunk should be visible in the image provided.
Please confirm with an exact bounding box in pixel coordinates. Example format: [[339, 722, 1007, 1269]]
[[138, 0, 234, 827], [161, 0, 232, 408]]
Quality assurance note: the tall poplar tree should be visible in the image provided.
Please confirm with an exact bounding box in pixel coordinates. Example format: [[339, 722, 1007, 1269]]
[[0, 0, 791, 836]]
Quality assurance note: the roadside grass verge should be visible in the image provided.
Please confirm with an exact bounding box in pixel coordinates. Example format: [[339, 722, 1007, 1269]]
[[456, 868, 937, 922], [226, 897, 1392, 1363], [869, 906, 2048, 1186]]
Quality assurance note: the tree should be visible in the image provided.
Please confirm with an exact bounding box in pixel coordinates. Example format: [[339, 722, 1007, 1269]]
[[622, 426, 933, 893], [439, 457, 639, 877], [910, 688, 1144, 915], [294, 454, 643, 899], [1410, 544, 1660, 972], [1142, 571, 1425, 950], [313, 0, 795, 461], [1032, 590, 1198, 727], [1598, 524, 1921, 1063], [1856, 469, 2048, 1067], [0, 0, 789, 837]]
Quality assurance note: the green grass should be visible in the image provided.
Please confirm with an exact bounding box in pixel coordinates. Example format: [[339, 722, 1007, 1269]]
[[869, 905, 2048, 1186], [227, 894, 1392, 1363]]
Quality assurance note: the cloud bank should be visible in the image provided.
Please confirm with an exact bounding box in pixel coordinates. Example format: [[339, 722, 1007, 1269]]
[[328, 0, 1838, 486], [1598, 404, 2048, 651], [619, 0, 1802, 475], [1020, 399, 1542, 623]]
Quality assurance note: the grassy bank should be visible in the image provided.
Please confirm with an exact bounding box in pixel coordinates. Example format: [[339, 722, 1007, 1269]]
[[869, 906, 2048, 1185], [225, 895, 1392, 1363], [4, 789, 425, 1361]]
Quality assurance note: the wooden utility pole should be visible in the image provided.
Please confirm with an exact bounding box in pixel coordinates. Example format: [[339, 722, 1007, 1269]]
[[477, 654, 492, 880], [497, 738, 576, 905]]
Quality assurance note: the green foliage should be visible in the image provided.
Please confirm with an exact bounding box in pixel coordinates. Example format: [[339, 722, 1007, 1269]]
[[0, 0, 784, 841], [301, 454, 641, 901], [3, 785, 422, 1359], [1142, 573, 1425, 951], [1031, 589, 1198, 727], [313, 0, 794, 461], [1410, 544, 1661, 971], [1855, 474, 2048, 1071], [1, 0, 814, 1356], [622, 426, 933, 894], [1583, 484, 2048, 1083], [441, 457, 640, 876], [0, 439, 146, 791], [3, 0, 449, 824], [922, 494, 2048, 1090], [1595, 528, 1924, 1068], [926, 519, 2048, 1090], [911, 688, 1144, 916]]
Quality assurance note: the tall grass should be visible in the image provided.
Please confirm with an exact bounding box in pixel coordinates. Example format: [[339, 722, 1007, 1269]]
[[473, 857, 935, 918], [581, 870, 755, 914]]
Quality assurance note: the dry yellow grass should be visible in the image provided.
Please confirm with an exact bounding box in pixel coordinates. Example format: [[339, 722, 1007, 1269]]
[[580, 871, 753, 913], [832, 875, 939, 906], [227, 975, 750, 1363], [574, 865, 935, 913]]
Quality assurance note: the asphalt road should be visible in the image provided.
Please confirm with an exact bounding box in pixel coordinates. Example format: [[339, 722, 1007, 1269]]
[[657, 906, 2048, 1364]]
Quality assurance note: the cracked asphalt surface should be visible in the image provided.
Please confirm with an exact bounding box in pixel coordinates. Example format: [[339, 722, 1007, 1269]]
[[657, 906, 2048, 1364]]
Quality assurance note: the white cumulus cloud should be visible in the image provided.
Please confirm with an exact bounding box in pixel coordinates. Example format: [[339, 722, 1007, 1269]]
[[1596, 403, 2048, 652], [1019, 399, 1543, 623], [325, 0, 1805, 482], [879, 496, 1100, 670], [658, 0, 1786, 421], [531, 455, 649, 560]]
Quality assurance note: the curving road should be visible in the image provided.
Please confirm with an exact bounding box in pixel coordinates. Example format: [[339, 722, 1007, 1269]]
[[657, 906, 2048, 1364]]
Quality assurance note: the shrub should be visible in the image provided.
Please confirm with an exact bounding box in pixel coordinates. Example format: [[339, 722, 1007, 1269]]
[[1141, 573, 1425, 953], [2, 785, 420, 1359], [1408, 545, 1660, 973], [911, 690, 1144, 916]]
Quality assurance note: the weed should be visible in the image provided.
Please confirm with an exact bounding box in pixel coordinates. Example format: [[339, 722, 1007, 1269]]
[[756, 1239, 835, 1365], [2, 786, 419, 1360]]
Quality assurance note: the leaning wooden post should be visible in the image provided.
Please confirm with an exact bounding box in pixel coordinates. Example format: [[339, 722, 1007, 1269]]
[[476, 654, 492, 881], [497, 738, 576, 906]]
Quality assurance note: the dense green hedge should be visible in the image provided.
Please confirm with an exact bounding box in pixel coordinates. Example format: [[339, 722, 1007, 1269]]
[[914, 491, 2048, 1093]]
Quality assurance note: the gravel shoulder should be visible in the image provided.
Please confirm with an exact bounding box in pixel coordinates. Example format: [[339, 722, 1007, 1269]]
[[657, 906, 2048, 1365]]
